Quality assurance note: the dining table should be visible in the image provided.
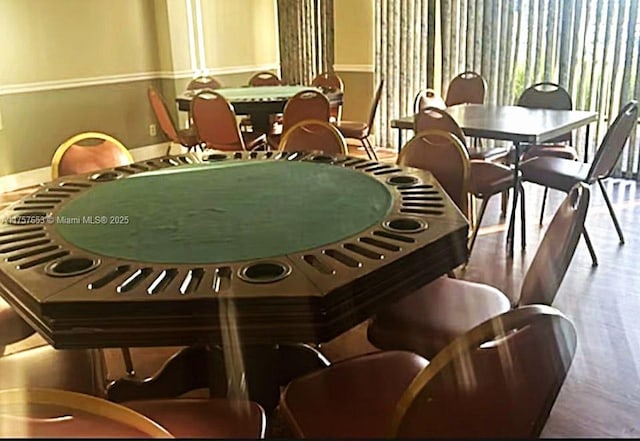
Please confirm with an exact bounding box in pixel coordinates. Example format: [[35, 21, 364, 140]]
[[391, 104, 598, 256], [176, 85, 343, 134]]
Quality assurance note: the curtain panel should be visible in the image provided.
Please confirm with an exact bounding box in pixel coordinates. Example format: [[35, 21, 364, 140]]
[[374, 0, 437, 151], [440, 0, 640, 178], [277, 0, 334, 86]]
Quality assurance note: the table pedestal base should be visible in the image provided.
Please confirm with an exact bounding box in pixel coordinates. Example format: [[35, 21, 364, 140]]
[[106, 343, 330, 411]]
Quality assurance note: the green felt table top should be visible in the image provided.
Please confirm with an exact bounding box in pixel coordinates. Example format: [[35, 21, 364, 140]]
[[184, 85, 320, 102], [56, 161, 393, 264]]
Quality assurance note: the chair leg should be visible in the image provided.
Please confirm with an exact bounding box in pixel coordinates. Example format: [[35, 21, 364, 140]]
[[362, 137, 378, 161], [121, 348, 135, 376], [583, 226, 598, 267], [597, 179, 625, 244], [519, 184, 526, 249], [165, 143, 173, 156], [500, 190, 508, 218], [467, 197, 490, 259], [539, 187, 549, 225]]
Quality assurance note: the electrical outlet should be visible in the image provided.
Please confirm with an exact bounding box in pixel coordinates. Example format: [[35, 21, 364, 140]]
[[149, 124, 157, 137]]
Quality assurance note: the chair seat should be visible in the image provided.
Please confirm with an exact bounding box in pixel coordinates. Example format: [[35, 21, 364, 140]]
[[368, 276, 511, 359], [468, 145, 511, 161], [0, 298, 35, 348], [280, 351, 427, 438], [125, 398, 265, 439], [522, 144, 578, 161], [177, 126, 200, 148], [242, 131, 268, 150], [336, 120, 368, 139], [521, 156, 590, 192], [470, 161, 515, 197]]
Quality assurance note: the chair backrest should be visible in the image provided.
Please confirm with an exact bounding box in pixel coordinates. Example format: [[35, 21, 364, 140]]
[[366, 80, 385, 132], [517, 82, 573, 144], [392, 305, 577, 438], [51, 132, 133, 179], [445, 71, 486, 107], [248, 71, 282, 87], [0, 388, 172, 438], [191, 90, 246, 151], [413, 107, 467, 146], [586, 101, 638, 182], [414, 89, 446, 113], [398, 130, 471, 217], [278, 119, 348, 155], [147, 86, 181, 143], [282, 90, 331, 135], [187, 76, 223, 90], [519, 184, 590, 305], [312, 71, 344, 121]]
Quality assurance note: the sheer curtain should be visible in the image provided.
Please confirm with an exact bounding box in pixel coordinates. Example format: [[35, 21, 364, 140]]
[[277, 0, 334, 85], [374, 0, 437, 150], [440, 0, 640, 178]]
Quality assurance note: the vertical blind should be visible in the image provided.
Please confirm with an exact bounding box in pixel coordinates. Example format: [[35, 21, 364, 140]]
[[277, 0, 334, 86], [374, 0, 436, 150], [377, 0, 640, 178]]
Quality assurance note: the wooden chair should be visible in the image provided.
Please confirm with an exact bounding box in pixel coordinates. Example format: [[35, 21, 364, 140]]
[[268, 90, 330, 149], [398, 130, 472, 219], [278, 119, 348, 155], [0, 298, 37, 356], [521, 100, 638, 266], [445, 71, 486, 107], [51, 132, 133, 179], [312, 71, 344, 121], [517, 82, 578, 225], [0, 388, 172, 438], [191, 90, 267, 151], [335, 80, 384, 161], [281, 305, 577, 438], [147, 87, 201, 155], [187, 76, 223, 90], [413, 88, 446, 112], [248, 71, 282, 87], [368, 183, 590, 360]]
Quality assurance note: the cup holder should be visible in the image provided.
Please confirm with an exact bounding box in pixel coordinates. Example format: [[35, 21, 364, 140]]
[[383, 217, 427, 234], [205, 153, 228, 161], [45, 256, 101, 277], [238, 261, 292, 284], [90, 171, 124, 182], [310, 155, 334, 163], [387, 175, 419, 186], [6, 211, 50, 225]]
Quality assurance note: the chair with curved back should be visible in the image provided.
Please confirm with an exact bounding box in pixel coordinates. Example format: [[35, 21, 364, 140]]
[[0, 388, 171, 438], [281, 305, 577, 438], [312, 71, 344, 122], [522, 100, 638, 266], [278, 119, 348, 155], [445, 71, 486, 107], [268, 90, 331, 149], [336, 80, 384, 161], [367, 183, 590, 360], [191, 90, 267, 151], [51, 132, 133, 179], [398, 130, 471, 219], [248, 71, 282, 87], [517, 82, 579, 224], [187, 76, 223, 91], [413, 89, 446, 112], [147, 87, 201, 155]]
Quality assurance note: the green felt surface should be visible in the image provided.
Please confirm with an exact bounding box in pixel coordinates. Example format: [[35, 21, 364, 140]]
[[186, 85, 318, 102], [56, 161, 393, 264]]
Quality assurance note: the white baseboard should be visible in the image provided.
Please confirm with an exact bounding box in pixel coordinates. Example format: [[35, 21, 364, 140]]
[[0, 142, 171, 193]]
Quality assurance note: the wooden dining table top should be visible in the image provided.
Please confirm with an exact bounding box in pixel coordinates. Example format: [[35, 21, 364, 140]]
[[391, 104, 598, 144]]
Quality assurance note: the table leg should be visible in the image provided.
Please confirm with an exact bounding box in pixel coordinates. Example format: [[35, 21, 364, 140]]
[[506, 141, 521, 257], [106, 343, 330, 412], [397, 129, 404, 154], [584, 124, 591, 163]]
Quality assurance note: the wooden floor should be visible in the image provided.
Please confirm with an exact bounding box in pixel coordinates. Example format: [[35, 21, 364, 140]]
[[2, 150, 639, 437]]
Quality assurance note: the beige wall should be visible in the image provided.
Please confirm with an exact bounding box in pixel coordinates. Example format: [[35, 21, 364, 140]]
[[0, 0, 281, 176]]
